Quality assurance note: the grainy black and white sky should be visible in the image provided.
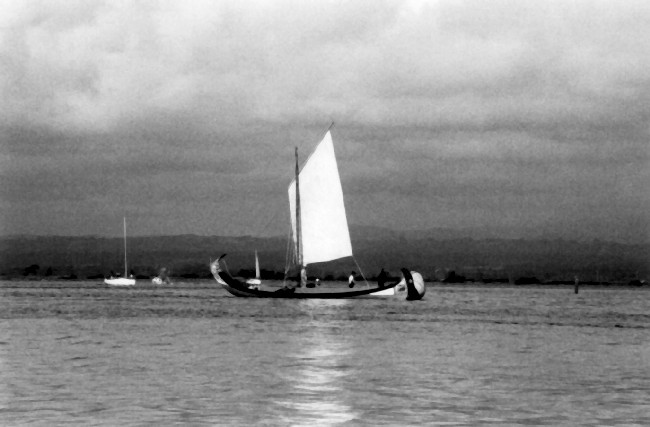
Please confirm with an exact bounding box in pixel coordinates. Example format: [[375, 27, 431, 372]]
[[1, 0, 648, 242]]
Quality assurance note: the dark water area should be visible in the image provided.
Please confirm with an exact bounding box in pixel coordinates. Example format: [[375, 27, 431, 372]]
[[1, 280, 649, 426]]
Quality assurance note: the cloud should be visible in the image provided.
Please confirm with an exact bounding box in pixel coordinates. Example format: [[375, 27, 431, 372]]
[[3, 0, 649, 131], [0, 0, 648, 241]]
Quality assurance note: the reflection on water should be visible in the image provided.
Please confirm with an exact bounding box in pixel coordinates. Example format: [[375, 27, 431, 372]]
[[1, 281, 649, 425], [277, 299, 357, 426]]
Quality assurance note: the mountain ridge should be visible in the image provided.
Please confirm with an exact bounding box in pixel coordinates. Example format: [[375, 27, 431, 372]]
[[1, 231, 647, 282], [2, 223, 645, 244]]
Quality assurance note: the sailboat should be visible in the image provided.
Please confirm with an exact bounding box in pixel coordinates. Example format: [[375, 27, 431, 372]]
[[245, 251, 262, 287], [104, 217, 136, 286], [210, 128, 425, 300]]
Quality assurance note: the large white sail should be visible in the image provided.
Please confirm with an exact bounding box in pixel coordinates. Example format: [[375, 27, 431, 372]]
[[288, 131, 353, 266]]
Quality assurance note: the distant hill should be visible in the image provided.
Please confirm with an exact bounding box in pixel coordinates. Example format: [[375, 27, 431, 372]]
[[1, 227, 648, 282]]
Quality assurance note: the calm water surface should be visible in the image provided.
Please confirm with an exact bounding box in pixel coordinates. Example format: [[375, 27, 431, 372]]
[[1, 280, 649, 426]]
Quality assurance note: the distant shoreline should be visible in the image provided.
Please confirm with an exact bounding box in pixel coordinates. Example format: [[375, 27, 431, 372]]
[[2, 234, 647, 285], [0, 277, 646, 289]]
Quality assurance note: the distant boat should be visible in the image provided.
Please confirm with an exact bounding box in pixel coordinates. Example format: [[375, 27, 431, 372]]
[[210, 127, 425, 300], [104, 217, 136, 286], [152, 267, 172, 285], [245, 251, 262, 288], [152, 276, 167, 285]]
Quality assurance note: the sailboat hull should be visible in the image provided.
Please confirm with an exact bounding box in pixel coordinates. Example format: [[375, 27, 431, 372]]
[[104, 277, 136, 286], [220, 279, 399, 299], [210, 257, 403, 299]]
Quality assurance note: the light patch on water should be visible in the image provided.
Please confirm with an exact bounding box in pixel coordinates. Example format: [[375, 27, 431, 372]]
[[274, 317, 359, 425]]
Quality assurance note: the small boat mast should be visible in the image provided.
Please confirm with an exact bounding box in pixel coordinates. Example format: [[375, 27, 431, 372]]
[[123, 216, 128, 278]]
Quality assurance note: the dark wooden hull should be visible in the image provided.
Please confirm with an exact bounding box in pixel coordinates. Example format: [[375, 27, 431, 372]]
[[218, 271, 399, 299], [210, 255, 424, 300]]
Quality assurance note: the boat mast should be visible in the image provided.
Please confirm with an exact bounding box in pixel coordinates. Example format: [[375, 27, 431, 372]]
[[295, 147, 302, 275], [123, 217, 128, 278]]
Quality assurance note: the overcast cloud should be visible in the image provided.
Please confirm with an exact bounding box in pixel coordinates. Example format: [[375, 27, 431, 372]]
[[1, 0, 648, 242]]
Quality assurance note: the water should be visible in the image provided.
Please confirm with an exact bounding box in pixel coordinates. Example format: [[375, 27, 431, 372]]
[[1, 280, 649, 426]]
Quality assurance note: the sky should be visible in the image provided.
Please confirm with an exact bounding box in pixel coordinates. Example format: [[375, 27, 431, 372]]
[[0, 0, 648, 243]]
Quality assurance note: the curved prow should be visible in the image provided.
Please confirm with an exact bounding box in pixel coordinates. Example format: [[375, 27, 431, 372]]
[[210, 254, 231, 287], [400, 268, 426, 301], [210, 254, 291, 296]]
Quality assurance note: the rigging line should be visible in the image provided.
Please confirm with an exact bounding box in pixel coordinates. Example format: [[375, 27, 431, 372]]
[[352, 256, 370, 289], [222, 259, 231, 276], [256, 201, 282, 236]]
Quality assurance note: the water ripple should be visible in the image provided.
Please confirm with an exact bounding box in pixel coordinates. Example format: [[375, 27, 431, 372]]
[[1, 281, 649, 425]]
